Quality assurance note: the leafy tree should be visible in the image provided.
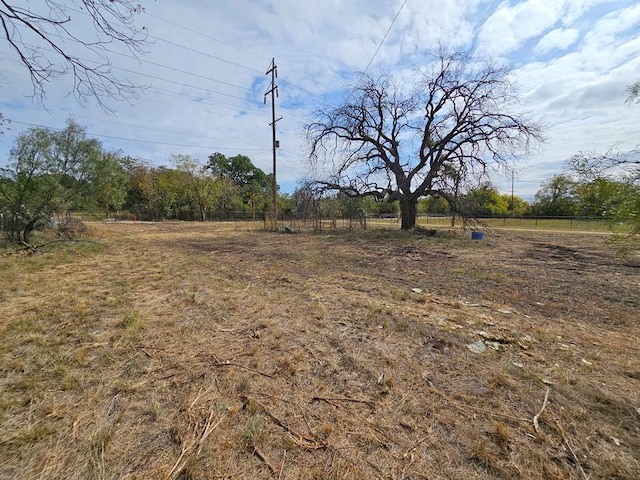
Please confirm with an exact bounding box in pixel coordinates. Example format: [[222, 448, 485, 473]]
[[532, 174, 579, 216], [305, 49, 542, 230], [503, 194, 530, 216], [575, 178, 628, 218], [172, 154, 218, 221], [123, 161, 155, 218], [418, 196, 451, 214], [0, 119, 102, 243], [459, 182, 509, 216], [78, 151, 129, 217], [0, 1, 148, 108], [207, 152, 272, 216], [569, 150, 640, 233]]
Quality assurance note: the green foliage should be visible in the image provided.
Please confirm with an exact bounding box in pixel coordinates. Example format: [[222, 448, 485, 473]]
[[0, 119, 102, 243], [77, 151, 129, 217], [532, 174, 579, 216], [207, 152, 272, 217], [459, 182, 510, 216], [418, 196, 450, 214], [505, 194, 531, 216]]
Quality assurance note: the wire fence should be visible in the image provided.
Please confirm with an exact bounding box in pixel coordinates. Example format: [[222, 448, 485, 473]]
[[71, 210, 619, 233]]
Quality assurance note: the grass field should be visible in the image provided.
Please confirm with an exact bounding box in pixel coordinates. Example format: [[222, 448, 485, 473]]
[[365, 215, 618, 233], [1, 222, 639, 479]]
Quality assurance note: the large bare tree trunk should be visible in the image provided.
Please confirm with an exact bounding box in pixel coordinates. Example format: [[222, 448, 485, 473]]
[[400, 197, 417, 230]]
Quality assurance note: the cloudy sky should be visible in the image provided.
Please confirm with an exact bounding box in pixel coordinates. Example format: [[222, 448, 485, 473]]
[[1, 0, 639, 198]]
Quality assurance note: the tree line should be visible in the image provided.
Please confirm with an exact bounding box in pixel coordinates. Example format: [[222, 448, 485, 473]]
[[1, 118, 638, 244], [0, 119, 274, 243]]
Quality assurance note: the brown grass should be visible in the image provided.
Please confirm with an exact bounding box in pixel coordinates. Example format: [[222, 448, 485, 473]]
[[1, 222, 639, 479]]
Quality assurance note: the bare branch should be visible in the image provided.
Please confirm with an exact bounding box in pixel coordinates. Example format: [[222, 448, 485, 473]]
[[305, 49, 543, 229], [0, 0, 149, 110]]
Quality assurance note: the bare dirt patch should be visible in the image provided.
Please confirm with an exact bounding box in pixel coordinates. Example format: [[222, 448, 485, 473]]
[[1, 223, 638, 479]]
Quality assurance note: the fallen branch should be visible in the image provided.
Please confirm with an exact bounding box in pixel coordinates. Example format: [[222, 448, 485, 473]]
[[167, 402, 225, 480], [555, 419, 589, 480], [253, 447, 276, 475], [278, 450, 286, 480], [311, 395, 376, 409], [242, 396, 326, 451], [209, 354, 273, 378], [429, 388, 530, 424], [533, 387, 550, 433]]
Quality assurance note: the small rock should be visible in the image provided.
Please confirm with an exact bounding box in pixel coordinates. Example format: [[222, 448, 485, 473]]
[[496, 309, 513, 314], [411, 288, 423, 294], [581, 358, 593, 366], [512, 362, 525, 368], [610, 436, 621, 446], [467, 340, 486, 354], [636, 408, 640, 418], [485, 341, 501, 351]]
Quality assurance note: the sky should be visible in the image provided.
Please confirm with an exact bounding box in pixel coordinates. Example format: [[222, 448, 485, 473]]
[[1, 0, 639, 199]]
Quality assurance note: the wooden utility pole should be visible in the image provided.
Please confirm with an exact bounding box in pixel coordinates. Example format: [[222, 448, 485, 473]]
[[265, 58, 281, 228], [511, 169, 515, 218]]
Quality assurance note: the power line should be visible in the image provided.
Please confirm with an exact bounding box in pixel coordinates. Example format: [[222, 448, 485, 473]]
[[62, 4, 265, 75], [0, 46, 264, 107], [363, 0, 408, 74], [8, 120, 270, 151], [148, 34, 264, 75], [145, 12, 271, 62]]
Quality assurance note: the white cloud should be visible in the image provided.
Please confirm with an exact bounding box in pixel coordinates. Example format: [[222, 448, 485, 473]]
[[1, 0, 639, 196], [534, 28, 579, 55], [477, 0, 566, 58]]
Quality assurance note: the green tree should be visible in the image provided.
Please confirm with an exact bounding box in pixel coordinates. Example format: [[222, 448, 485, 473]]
[[207, 152, 272, 216], [575, 178, 628, 218], [305, 49, 542, 230], [503, 194, 531, 216], [460, 182, 509, 216], [172, 154, 219, 221], [418, 196, 451, 214], [0, 119, 102, 243], [569, 150, 640, 233], [532, 174, 579, 216], [79, 151, 129, 217]]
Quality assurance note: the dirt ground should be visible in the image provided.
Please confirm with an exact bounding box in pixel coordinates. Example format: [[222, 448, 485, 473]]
[[0, 222, 638, 479]]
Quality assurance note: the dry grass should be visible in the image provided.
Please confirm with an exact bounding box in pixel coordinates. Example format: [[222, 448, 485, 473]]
[[1, 222, 639, 479]]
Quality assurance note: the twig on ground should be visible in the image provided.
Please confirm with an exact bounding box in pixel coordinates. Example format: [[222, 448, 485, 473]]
[[278, 450, 286, 480], [429, 389, 530, 423], [311, 396, 376, 409], [533, 387, 550, 433], [209, 354, 273, 378], [243, 396, 326, 451], [555, 419, 589, 480], [167, 404, 225, 480], [253, 447, 276, 475]]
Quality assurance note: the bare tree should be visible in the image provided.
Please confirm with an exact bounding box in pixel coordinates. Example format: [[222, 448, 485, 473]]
[[0, 0, 149, 108], [305, 50, 543, 230], [627, 80, 640, 104]]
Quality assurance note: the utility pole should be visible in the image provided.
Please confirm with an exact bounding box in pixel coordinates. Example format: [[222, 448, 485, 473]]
[[511, 169, 515, 218], [265, 58, 282, 229]]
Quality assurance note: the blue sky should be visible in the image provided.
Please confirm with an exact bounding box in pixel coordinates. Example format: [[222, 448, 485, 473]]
[[1, 0, 639, 199]]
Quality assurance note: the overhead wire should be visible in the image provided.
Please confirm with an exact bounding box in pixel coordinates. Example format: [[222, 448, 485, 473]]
[[8, 120, 270, 151], [362, 0, 408, 75]]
